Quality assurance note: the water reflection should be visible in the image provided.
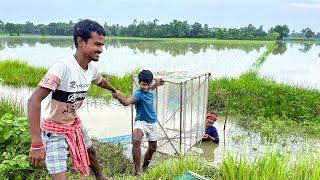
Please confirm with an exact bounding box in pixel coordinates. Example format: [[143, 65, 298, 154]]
[[106, 39, 265, 56], [298, 42, 313, 53], [0, 37, 266, 56], [260, 41, 320, 90], [0, 37, 264, 77], [1, 37, 318, 57], [273, 41, 320, 55], [0, 36, 74, 49], [273, 42, 287, 55]]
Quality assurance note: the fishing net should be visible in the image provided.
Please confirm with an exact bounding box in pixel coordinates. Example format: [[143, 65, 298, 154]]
[[132, 72, 210, 155]]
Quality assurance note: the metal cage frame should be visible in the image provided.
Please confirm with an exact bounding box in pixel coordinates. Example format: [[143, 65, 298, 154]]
[[131, 72, 211, 156]]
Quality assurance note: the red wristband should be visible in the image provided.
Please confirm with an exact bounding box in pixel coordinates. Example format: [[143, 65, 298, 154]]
[[31, 142, 44, 148]]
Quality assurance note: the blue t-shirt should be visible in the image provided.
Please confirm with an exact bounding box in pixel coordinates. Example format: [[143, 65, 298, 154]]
[[205, 126, 219, 144], [133, 89, 157, 124]]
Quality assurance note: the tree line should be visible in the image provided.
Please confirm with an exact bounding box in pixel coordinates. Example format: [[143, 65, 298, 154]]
[[0, 19, 319, 40]]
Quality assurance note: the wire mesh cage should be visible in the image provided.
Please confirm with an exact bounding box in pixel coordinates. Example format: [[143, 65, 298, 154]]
[[131, 71, 211, 156]]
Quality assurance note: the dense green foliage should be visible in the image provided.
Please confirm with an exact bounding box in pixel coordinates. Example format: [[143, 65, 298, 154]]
[[269, 25, 290, 39], [290, 28, 320, 39], [0, 114, 34, 179], [0, 20, 73, 36], [1, 19, 318, 40], [107, 21, 278, 40], [0, 113, 134, 179]]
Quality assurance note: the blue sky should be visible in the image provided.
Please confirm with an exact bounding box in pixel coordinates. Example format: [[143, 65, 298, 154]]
[[0, 0, 319, 32]]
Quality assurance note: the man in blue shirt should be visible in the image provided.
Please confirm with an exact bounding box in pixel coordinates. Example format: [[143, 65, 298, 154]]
[[113, 70, 163, 176], [203, 112, 219, 144]]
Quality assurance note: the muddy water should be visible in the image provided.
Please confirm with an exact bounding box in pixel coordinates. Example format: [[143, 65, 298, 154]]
[[0, 85, 132, 138], [190, 116, 320, 166]]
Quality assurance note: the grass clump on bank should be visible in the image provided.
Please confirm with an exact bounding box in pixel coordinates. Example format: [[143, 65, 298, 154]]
[[116, 147, 320, 179], [117, 156, 216, 180], [218, 148, 320, 180], [0, 60, 47, 87], [0, 59, 132, 100], [87, 73, 132, 99], [0, 97, 24, 117], [93, 140, 133, 177]]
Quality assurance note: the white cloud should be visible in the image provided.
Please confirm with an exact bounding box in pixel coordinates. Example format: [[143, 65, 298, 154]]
[[287, 0, 320, 9]]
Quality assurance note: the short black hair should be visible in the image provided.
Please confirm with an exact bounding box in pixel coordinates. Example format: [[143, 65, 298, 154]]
[[138, 70, 153, 84], [73, 19, 106, 48]]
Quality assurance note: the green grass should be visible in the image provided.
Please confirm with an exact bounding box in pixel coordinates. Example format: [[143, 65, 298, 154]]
[[67, 140, 134, 180], [0, 59, 133, 100], [87, 73, 133, 99], [116, 155, 216, 180], [2, 58, 320, 137], [115, 147, 320, 180], [108, 36, 276, 44], [0, 97, 24, 117], [0, 60, 47, 87], [208, 72, 320, 137], [218, 148, 320, 180]]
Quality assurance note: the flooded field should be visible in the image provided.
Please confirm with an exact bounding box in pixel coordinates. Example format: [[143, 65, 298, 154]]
[[1, 37, 320, 166]]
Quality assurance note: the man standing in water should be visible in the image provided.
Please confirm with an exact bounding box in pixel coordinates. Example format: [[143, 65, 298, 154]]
[[28, 19, 119, 180]]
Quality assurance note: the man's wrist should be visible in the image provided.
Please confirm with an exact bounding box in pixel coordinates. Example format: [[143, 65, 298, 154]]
[[31, 136, 42, 144], [31, 141, 44, 150]]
